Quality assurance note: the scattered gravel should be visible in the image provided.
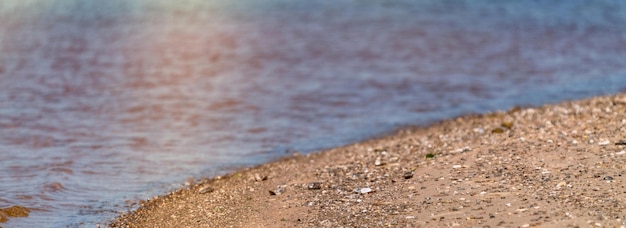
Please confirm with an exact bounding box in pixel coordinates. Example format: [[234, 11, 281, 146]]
[[110, 93, 626, 228]]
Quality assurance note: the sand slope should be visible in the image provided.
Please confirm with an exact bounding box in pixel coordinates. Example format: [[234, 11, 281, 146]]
[[111, 93, 626, 228]]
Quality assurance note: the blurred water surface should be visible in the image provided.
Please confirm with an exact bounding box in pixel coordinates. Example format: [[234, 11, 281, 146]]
[[1, 0, 626, 226]]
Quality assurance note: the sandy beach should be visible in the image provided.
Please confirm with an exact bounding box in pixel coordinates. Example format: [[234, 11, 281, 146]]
[[110, 93, 626, 228]]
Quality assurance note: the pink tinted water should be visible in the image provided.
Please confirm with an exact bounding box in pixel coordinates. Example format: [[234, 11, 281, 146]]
[[1, 0, 626, 226]]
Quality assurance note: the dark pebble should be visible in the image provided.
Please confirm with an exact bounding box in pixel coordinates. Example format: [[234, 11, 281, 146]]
[[403, 172, 414, 179], [615, 140, 626, 145], [604, 176, 614, 181], [307, 182, 322, 190], [270, 185, 286, 195], [491, 128, 504, 134]]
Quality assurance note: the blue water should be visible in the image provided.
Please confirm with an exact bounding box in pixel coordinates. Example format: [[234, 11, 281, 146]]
[[1, 0, 626, 227]]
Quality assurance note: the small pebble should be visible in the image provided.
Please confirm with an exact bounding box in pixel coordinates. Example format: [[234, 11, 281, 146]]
[[452, 165, 462, 169], [614, 96, 626, 105], [491, 128, 504, 133], [356, 187, 372, 194], [374, 157, 384, 166], [198, 187, 215, 194], [269, 185, 286, 195], [403, 172, 414, 179], [604, 176, 614, 181], [307, 182, 322, 190], [254, 173, 268, 181], [453, 147, 471, 153], [599, 140, 610, 146]]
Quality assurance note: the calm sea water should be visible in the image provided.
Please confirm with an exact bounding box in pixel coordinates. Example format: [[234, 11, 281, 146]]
[[2, 0, 626, 226]]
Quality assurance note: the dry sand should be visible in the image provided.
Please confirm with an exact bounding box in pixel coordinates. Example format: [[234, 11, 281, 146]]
[[110, 93, 626, 228]]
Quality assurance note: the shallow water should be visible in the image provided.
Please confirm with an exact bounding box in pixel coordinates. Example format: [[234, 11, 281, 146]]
[[1, 0, 626, 226]]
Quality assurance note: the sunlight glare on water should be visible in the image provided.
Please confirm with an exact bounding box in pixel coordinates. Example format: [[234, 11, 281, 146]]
[[1, 0, 626, 226]]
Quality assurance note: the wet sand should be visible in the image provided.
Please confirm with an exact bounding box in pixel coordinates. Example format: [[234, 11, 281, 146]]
[[111, 93, 626, 228]]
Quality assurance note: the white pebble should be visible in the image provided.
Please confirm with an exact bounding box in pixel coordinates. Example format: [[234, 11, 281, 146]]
[[452, 165, 462, 169], [599, 140, 610, 146], [357, 187, 372, 194]]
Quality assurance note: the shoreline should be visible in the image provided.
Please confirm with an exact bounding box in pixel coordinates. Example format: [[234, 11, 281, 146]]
[[111, 93, 626, 227]]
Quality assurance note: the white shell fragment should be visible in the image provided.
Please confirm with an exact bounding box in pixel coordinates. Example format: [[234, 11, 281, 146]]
[[355, 187, 372, 194]]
